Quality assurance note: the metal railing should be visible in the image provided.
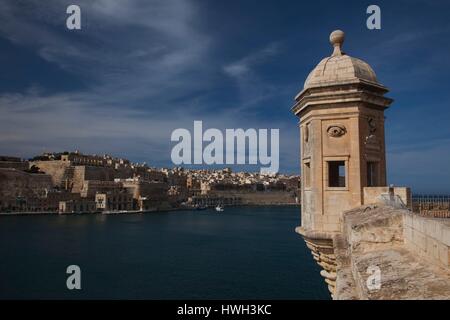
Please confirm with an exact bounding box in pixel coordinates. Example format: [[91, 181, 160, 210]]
[[412, 195, 450, 218]]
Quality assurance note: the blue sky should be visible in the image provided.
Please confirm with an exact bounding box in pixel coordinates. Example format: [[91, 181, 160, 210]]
[[0, 0, 450, 193]]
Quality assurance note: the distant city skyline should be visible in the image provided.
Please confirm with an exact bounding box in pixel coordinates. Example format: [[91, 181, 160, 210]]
[[1, 1, 450, 192]]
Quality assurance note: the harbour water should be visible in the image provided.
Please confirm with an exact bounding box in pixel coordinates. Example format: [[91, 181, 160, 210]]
[[0, 206, 329, 299]]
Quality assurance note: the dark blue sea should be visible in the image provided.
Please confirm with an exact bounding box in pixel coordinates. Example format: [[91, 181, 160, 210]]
[[0, 206, 329, 299]]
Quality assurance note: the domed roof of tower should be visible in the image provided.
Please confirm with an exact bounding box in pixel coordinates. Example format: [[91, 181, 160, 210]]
[[303, 30, 379, 89]]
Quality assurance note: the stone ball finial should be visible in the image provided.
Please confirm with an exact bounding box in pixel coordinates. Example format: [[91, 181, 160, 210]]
[[330, 30, 345, 56]]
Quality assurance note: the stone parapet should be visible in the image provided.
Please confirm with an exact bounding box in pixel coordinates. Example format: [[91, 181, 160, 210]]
[[299, 205, 450, 299], [363, 186, 412, 209], [403, 211, 450, 268], [333, 205, 450, 299]]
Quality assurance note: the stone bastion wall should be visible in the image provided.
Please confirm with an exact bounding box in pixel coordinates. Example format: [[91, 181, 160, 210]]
[[311, 205, 450, 299]]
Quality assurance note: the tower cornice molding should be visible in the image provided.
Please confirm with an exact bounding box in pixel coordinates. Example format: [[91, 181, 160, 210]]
[[292, 85, 392, 118]]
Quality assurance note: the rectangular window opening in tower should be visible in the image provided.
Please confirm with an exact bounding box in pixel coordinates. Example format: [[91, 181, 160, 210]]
[[303, 161, 311, 188], [328, 161, 346, 188], [367, 161, 379, 187]]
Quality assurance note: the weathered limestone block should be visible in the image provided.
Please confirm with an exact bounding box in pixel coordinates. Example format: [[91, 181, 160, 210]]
[[320, 270, 337, 281], [319, 253, 336, 264], [342, 205, 405, 253], [351, 247, 450, 299]]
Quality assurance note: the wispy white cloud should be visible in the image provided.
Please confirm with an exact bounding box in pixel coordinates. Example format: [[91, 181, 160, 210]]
[[0, 0, 211, 99], [0, 1, 294, 168], [0, 1, 215, 163], [223, 42, 282, 108], [224, 43, 280, 78], [0, 87, 298, 171]]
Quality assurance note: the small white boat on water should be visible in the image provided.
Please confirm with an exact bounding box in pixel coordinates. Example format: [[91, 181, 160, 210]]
[[215, 205, 224, 212]]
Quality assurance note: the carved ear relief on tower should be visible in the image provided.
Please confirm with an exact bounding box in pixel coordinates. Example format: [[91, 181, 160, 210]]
[[364, 117, 381, 157]]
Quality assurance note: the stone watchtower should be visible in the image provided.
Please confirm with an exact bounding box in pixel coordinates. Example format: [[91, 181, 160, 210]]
[[292, 30, 393, 295]]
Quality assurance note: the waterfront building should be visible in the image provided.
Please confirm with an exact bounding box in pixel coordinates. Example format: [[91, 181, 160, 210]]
[[0, 168, 54, 212], [119, 178, 168, 200], [79, 180, 124, 198], [59, 199, 96, 214], [30, 151, 138, 190], [142, 169, 166, 182], [95, 190, 133, 212]]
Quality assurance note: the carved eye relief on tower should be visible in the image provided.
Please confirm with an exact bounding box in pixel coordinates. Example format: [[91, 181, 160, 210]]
[[327, 124, 346, 138]]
